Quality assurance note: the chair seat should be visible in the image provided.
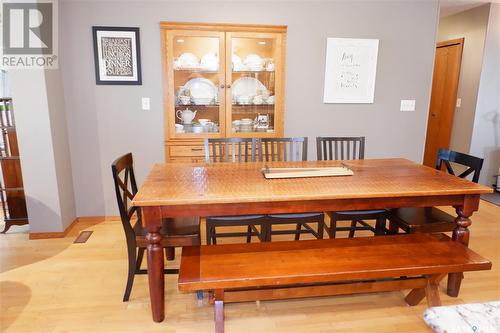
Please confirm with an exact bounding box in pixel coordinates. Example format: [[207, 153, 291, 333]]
[[390, 207, 456, 233], [268, 213, 324, 219]]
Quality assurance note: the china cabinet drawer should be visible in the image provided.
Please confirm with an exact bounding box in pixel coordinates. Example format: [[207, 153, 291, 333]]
[[169, 145, 206, 157], [167, 143, 256, 162], [169, 156, 205, 163]]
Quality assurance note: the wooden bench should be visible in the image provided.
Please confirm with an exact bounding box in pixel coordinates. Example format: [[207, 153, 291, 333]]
[[178, 233, 491, 333]]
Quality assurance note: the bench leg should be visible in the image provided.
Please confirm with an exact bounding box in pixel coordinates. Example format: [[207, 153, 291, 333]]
[[425, 276, 442, 307], [405, 274, 445, 306], [405, 288, 426, 306], [214, 289, 225, 333]]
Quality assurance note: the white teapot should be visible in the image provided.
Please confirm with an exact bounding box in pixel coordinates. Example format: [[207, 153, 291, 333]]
[[176, 108, 197, 124]]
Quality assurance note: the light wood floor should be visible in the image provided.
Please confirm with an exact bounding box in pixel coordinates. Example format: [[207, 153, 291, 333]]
[[1, 201, 499, 333]]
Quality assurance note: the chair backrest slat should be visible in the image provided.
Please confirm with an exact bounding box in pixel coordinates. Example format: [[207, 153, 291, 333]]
[[111, 153, 139, 238], [258, 137, 307, 162], [270, 141, 275, 161], [316, 137, 365, 161], [327, 140, 332, 160], [435, 148, 483, 183], [204, 138, 256, 163]]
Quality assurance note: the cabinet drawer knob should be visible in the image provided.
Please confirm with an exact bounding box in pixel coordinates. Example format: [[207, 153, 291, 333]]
[[220, 84, 225, 89]]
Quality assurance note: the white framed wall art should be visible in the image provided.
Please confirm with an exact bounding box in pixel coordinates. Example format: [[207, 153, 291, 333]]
[[323, 38, 379, 103]]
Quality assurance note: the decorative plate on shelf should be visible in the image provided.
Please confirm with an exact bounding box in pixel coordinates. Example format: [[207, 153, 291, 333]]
[[176, 53, 199, 68], [244, 54, 263, 66], [200, 52, 219, 71], [232, 54, 247, 71], [231, 77, 267, 100], [183, 78, 217, 99]]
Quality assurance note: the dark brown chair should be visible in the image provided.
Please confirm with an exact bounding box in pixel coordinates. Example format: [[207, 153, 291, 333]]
[[204, 138, 269, 245], [258, 137, 325, 240], [316, 136, 388, 238], [112, 153, 200, 301], [389, 149, 484, 234]]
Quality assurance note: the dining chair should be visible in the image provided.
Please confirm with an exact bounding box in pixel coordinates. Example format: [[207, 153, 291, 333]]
[[388, 148, 484, 234], [204, 138, 269, 245], [112, 153, 200, 302], [258, 137, 325, 240], [316, 136, 388, 238]]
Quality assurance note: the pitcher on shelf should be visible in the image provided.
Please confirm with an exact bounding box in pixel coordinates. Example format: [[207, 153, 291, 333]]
[[176, 108, 197, 124]]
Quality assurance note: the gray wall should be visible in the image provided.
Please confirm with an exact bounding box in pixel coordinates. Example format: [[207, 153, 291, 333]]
[[438, 4, 490, 154], [45, 69, 77, 229], [60, 0, 439, 216], [470, 3, 500, 186], [10, 69, 76, 232], [7, 4, 77, 233]]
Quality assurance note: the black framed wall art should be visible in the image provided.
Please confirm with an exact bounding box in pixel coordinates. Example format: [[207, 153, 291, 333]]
[[92, 26, 142, 85]]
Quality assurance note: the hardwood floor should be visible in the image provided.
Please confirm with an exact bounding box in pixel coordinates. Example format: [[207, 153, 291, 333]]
[[1, 201, 499, 333]]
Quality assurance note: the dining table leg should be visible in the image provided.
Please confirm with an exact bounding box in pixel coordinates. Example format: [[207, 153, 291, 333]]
[[143, 206, 165, 322], [447, 194, 479, 297]]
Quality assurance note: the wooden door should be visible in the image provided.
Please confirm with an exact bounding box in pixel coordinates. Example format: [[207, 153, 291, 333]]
[[423, 38, 464, 167]]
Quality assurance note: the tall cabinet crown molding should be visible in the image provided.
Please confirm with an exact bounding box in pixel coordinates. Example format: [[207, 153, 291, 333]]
[[161, 21, 287, 162]]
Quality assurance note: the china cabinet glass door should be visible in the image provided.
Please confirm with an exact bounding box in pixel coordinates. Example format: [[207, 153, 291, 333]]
[[226, 32, 283, 137], [166, 31, 225, 138]]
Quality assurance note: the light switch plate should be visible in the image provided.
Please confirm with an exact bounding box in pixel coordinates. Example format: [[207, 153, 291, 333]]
[[456, 98, 462, 108], [142, 97, 150, 110], [400, 99, 416, 112]]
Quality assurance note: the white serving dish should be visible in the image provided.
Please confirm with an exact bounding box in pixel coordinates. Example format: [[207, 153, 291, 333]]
[[177, 53, 199, 68], [185, 124, 203, 133], [237, 95, 252, 105], [183, 78, 217, 100], [200, 52, 219, 71], [178, 95, 191, 105], [192, 97, 214, 105], [175, 124, 184, 133], [232, 77, 267, 100], [244, 54, 263, 66], [232, 54, 242, 67]]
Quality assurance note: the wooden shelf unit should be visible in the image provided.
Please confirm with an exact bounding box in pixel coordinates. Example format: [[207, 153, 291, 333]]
[[0, 97, 28, 233], [161, 22, 287, 162]]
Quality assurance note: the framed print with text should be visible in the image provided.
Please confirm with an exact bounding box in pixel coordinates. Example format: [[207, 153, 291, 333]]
[[92, 26, 142, 85]]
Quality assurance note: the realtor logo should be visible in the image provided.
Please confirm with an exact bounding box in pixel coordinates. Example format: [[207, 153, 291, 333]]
[[1, 0, 58, 68]]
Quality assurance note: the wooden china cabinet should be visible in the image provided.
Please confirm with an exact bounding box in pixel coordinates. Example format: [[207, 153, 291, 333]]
[[160, 22, 287, 162]]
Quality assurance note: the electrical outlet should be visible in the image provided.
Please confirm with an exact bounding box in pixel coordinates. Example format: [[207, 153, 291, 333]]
[[456, 98, 462, 108], [142, 97, 150, 111], [400, 99, 416, 112]]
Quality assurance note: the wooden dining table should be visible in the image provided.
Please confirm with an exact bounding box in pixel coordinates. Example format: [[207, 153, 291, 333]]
[[131, 158, 492, 322]]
